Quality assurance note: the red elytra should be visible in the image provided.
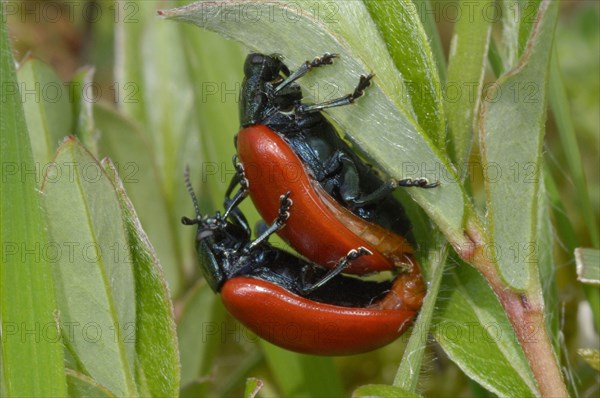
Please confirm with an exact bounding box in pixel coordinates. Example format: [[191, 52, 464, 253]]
[[221, 269, 423, 355], [236, 124, 416, 275]]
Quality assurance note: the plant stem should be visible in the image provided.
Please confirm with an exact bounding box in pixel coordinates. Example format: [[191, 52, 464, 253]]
[[486, 276, 567, 397], [456, 221, 569, 398]]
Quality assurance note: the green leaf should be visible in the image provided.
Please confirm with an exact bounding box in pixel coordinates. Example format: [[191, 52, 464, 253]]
[[414, 0, 447, 81], [261, 343, 344, 397], [518, 0, 543, 56], [114, 0, 155, 124], [66, 369, 115, 397], [161, 0, 467, 243], [71, 66, 98, 156], [394, 240, 448, 391], [575, 248, 600, 285], [115, 0, 229, 294], [116, 0, 203, 204], [244, 377, 264, 398], [536, 171, 559, 343], [18, 58, 73, 167], [95, 102, 184, 297], [42, 137, 137, 396], [499, 0, 520, 71], [364, 0, 446, 146], [445, 0, 492, 165], [479, 0, 559, 290], [434, 265, 539, 397], [488, 39, 505, 78], [353, 384, 422, 398], [0, 14, 67, 397], [103, 159, 180, 397]]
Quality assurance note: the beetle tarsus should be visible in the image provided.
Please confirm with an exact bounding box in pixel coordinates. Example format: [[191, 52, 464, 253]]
[[351, 74, 374, 101], [277, 191, 293, 223], [233, 156, 250, 192], [274, 53, 338, 94], [297, 73, 374, 114], [222, 156, 251, 221], [298, 246, 373, 295], [397, 178, 440, 189], [244, 192, 293, 253]]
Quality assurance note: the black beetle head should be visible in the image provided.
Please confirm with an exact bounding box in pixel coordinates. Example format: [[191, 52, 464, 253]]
[[243, 53, 289, 81]]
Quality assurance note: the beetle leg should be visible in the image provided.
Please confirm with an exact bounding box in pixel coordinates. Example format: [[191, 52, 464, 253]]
[[321, 150, 344, 177], [320, 150, 391, 209], [224, 155, 249, 199], [253, 220, 269, 237], [244, 192, 293, 252], [222, 188, 248, 222], [224, 173, 240, 200], [323, 151, 385, 209], [397, 178, 440, 189], [346, 180, 397, 208], [296, 74, 374, 114], [222, 196, 252, 237], [222, 156, 250, 221], [298, 247, 372, 295], [274, 53, 338, 94], [345, 178, 439, 208]]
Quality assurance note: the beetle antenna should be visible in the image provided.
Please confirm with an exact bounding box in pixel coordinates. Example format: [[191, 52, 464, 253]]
[[183, 165, 202, 221]]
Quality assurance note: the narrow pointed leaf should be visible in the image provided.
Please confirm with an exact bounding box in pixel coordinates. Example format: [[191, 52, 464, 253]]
[[115, 0, 205, 292], [364, 0, 446, 146], [0, 16, 67, 397], [499, 0, 520, 71], [95, 102, 184, 297], [536, 172, 559, 341], [479, 0, 559, 290], [518, 0, 543, 56], [42, 138, 137, 396], [114, 0, 156, 123], [434, 265, 539, 397], [415, 0, 447, 81], [71, 66, 98, 156], [103, 159, 180, 397], [394, 240, 447, 391], [445, 0, 492, 165], [18, 58, 73, 166]]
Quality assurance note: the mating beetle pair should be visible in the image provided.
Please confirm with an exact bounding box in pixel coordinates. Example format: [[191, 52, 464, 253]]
[[182, 173, 423, 355], [183, 53, 437, 355]]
